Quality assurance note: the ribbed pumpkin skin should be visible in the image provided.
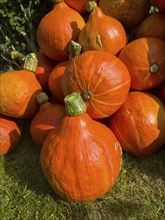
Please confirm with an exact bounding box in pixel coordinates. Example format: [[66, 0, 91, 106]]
[[65, 0, 99, 14], [135, 12, 165, 41], [62, 51, 130, 119], [78, 6, 127, 55], [36, 2, 85, 61], [48, 61, 69, 104], [40, 113, 122, 201], [109, 92, 165, 157], [35, 52, 58, 93], [118, 37, 165, 91], [30, 102, 65, 146], [99, 0, 151, 29], [0, 115, 21, 156], [0, 70, 43, 119]]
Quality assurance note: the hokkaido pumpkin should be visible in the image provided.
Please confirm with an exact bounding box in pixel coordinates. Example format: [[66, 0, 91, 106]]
[[65, 0, 99, 14], [11, 50, 58, 93], [118, 37, 165, 91], [78, 1, 127, 55], [152, 0, 165, 11], [36, 0, 85, 61], [62, 50, 131, 119], [135, 12, 165, 41], [48, 40, 82, 103], [109, 91, 165, 157], [40, 92, 122, 201], [99, 0, 151, 29], [0, 54, 43, 119], [0, 115, 21, 156], [30, 92, 65, 147]]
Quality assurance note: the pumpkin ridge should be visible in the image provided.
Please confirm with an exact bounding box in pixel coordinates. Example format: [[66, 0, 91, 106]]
[[93, 79, 130, 97]]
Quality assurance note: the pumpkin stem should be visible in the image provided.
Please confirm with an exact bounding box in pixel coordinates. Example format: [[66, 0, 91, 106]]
[[86, 1, 97, 12], [23, 53, 38, 73], [64, 92, 87, 116], [36, 92, 49, 105], [69, 40, 82, 60], [149, 64, 159, 74], [11, 50, 25, 62]]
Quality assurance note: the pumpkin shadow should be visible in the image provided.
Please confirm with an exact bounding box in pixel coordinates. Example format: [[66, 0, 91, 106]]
[[3, 119, 60, 200]]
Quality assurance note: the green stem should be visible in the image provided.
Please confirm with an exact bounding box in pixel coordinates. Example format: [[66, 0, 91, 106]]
[[23, 53, 38, 72], [36, 92, 49, 105], [64, 92, 87, 116], [86, 1, 97, 12], [69, 40, 82, 60]]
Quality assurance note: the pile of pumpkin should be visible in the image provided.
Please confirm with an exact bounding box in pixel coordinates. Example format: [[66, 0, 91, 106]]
[[0, 0, 165, 202]]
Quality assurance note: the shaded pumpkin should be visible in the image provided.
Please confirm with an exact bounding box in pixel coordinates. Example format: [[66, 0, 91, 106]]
[[0, 53, 43, 119], [30, 92, 65, 147], [118, 37, 165, 91], [36, 0, 85, 61], [0, 115, 21, 156], [62, 50, 131, 119], [99, 0, 151, 29], [40, 92, 122, 201], [152, 0, 165, 11], [135, 12, 165, 41], [108, 91, 165, 157], [78, 1, 127, 55]]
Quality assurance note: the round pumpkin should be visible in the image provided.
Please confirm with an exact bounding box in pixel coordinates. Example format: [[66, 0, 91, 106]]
[[78, 1, 127, 55], [99, 0, 151, 29], [135, 12, 165, 41], [30, 92, 65, 147], [109, 91, 165, 157], [0, 115, 21, 156], [40, 92, 122, 201], [62, 50, 131, 119], [118, 37, 165, 91], [36, 0, 85, 61], [0, 69, 43, 119]]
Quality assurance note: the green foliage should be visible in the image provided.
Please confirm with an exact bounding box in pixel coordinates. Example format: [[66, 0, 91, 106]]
[[0, 0, 53, 72]]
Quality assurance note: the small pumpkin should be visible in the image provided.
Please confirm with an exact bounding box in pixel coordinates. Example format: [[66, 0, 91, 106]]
[[30, 92, 65, 147], [135, 12, 165, 41], [65, 0, 99, 14], [0, 53, 43, 119], [152, 0, 165, 11], [48, 40, 82, 104], [99, 0, 151, 29], [109, 91, 165, 157], [118, 37, 165, 91], [78, 1, 127, 55], [62, 50, 130, 119], [36, 0, 85, 61], [0, 115, 21, 156], [40, 92, 122, 201]]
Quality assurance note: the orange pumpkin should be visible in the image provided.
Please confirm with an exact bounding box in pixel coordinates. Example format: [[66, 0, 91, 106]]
[[62, 50, 131, 119], [118, 37, 165, 90], [109, 91, 165, 157], [99, 0, 151, 29], [40, 92, 122, 201], [35, 52, 58, 93], [0, 54, 43, 119], [65, 0, 99, 14], [30, 92, 65, 147], [135, 12, 165, 41], [0, 115, 21, 156], [78, 1, 127, 55], [36, 0, 85, 61]]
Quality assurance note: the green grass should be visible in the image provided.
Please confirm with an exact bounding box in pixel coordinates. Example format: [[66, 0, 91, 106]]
[[0, 120, 165, 220]]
